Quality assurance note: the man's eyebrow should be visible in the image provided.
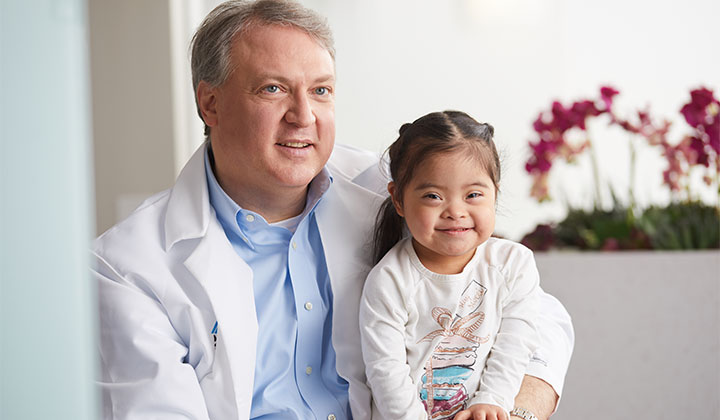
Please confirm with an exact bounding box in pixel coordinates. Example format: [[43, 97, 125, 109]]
[[251, 73, 335, 85], [313, 74, 335, 84]]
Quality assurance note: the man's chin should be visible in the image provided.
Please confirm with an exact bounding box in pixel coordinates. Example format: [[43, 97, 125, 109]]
[[271, 167, 325, 189]]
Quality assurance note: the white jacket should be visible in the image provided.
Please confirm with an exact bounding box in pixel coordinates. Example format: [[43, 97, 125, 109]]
[[94, 143, 573, 419]]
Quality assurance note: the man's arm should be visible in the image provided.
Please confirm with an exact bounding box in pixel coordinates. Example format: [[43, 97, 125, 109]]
[[94, 252, 211, 420], [511, 375, 558, 420], [512, 289, 574, 419]]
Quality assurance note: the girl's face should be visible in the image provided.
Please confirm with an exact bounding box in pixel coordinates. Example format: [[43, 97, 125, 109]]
[[390, 150, 496, 274]]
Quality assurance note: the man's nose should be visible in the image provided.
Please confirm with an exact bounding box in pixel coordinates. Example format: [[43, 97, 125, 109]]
[[285, 92, 316, 127]]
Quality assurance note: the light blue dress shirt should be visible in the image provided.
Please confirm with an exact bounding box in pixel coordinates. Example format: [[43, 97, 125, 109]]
[[204, 148, 351, 420]]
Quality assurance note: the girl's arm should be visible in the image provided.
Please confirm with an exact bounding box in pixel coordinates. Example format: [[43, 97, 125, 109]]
[[359, 265, 427, 420], [466, 246, 541, 414]]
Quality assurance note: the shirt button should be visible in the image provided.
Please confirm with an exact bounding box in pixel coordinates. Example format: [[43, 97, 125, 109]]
[[327, 415, 336, 420], [304, 301, 313, 311], [305, 366, 312, 375], [245, 214, 255, 222], [292, 241, 298, 250]]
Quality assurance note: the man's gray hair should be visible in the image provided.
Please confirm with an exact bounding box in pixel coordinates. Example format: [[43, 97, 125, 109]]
[[190, 0, 335, 136]]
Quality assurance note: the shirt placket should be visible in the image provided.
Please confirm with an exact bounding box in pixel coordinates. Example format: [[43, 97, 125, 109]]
[[288, 219, 345, 420]]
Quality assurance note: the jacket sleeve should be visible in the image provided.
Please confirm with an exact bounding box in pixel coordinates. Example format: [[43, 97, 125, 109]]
[[94, 251, 212, 420], [359, 265, 427, 420], [525, 287, 575, 399]]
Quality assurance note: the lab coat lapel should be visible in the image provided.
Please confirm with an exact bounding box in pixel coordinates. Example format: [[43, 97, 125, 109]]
[[164, 143, 258, 418], [316, 174, 383, 420], [316, 174, 382, 304], [184, 223, 257, 418]]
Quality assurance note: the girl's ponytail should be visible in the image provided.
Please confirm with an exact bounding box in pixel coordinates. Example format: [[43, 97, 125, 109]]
[[372, 197, 405, 264]]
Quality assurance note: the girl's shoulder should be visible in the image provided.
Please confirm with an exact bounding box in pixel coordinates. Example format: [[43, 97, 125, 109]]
[[366, 238, 416, 281], [475, 237, 536, 274]]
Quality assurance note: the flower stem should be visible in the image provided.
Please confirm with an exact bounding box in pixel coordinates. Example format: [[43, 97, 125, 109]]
[[587, 136, 604, 210], [628, 135, 637, 214]]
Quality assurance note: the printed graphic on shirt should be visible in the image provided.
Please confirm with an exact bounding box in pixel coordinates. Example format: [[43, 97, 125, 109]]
[[418, 280, 489, 420]]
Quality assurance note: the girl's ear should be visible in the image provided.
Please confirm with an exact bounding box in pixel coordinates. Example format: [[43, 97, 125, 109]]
[[388, 182, 404, 218]]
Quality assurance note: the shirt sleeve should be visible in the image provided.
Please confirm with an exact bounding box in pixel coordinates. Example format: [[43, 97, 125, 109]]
[[359, 263, 427, 420], [468, 248, 541, 413]]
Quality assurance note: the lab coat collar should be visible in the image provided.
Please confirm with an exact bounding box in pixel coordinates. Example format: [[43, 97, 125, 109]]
[[164, 143, 211, 251]]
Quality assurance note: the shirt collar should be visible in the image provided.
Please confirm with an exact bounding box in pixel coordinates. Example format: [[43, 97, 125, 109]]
[[204, 145, 333, 247]]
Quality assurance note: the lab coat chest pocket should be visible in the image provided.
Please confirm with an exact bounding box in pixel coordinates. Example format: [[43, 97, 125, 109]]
[[183, 228, 259, 418], [197, 325, 240, 419]]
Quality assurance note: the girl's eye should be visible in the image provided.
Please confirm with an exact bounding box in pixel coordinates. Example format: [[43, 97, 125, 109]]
[[424, 193, 441, 200], [467, 192, 483, 199], [263, 85, 280, 94]]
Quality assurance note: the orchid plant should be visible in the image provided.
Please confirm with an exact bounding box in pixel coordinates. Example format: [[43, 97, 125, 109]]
[[521, 86, 720, 250], [525, 86, 719, 204]]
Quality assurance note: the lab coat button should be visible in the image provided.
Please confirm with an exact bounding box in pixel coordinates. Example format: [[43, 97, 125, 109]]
[[292, 241, 298, 250], [305, 366, 312, 375], [327, 415, 336, 420], [304, 301, 313, 311]]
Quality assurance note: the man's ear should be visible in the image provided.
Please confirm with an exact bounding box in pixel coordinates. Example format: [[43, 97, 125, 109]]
[[197, 81, 218, 128], [387, 182, 404, 218]]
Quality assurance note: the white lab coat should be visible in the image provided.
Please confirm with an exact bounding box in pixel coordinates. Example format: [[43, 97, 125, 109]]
[[94, 143, 573, 420]]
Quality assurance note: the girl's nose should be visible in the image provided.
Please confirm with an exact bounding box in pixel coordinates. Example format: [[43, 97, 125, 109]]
[[442, 202, 467, 219]]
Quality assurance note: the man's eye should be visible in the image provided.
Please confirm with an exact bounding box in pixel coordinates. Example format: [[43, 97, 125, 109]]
[[263, 85, 280, 93], [314, 87, 328, 95]]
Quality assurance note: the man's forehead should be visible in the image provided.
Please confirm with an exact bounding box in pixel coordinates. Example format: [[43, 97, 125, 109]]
[[227, 24, 335, 83], [232, 23, 333, 61]]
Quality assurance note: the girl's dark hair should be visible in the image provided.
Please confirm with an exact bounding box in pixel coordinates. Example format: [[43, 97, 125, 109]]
[[372, 110, 499, 263]]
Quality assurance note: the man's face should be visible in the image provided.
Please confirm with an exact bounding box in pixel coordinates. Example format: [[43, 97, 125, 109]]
[[200, 24, 336, 202]]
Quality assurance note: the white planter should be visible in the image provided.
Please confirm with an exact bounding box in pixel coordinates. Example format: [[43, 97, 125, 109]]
[[536, 250, 720, 420]]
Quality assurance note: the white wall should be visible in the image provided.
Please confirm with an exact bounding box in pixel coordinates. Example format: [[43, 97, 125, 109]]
[[299, 0, 720, 240], [89, 0, 177, 235]]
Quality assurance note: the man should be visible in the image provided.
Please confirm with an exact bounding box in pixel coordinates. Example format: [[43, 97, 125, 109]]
[[93, 1, 573, 419]]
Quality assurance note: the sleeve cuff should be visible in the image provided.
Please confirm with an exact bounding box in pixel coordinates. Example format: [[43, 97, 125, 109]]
[[468, 391, 513, 415]]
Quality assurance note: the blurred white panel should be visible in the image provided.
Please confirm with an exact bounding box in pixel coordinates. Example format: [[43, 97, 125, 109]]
[[0, 0, 97, 418]]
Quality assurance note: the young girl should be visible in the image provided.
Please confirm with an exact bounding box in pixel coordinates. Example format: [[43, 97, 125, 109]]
[[359, 111, 540, 420]]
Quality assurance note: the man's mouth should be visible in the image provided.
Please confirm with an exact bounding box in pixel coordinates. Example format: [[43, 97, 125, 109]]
[[278, 141, 311, 148]]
